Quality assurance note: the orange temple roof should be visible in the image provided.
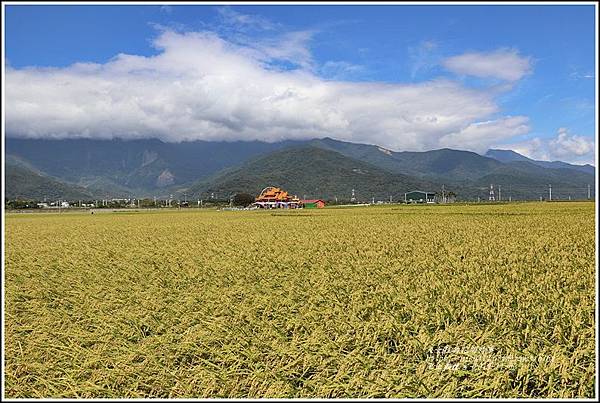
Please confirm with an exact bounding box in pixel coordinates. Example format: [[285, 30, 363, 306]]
[[256, 187, 298, 202]]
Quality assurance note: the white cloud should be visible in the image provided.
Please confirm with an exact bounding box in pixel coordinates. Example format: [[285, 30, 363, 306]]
[[501, 128, 595, 165], [159, 5, 172, 14], [443, 48, 532, 82], [252, 30, 316, 70], [7, 29, 533, 152], [216, 6, 278, 32], [549, 127, 595, 158], [408, 40, 441, 79], [439, 116, 530, 153], [210, 7, 315, 70], [568, 66, 595, 81], [319, 60, 365, 80]]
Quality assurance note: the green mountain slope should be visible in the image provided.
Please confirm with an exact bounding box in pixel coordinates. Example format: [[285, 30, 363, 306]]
[[475, 161, 594, 200], [185, 146, 446, 201], [6, 137, 594, 201], [308, 138, 594, 199], [5, 162, 97, 200], [485, 149, 595, 175], [6, 137, 301, 192], [309, 138, 504, 180]]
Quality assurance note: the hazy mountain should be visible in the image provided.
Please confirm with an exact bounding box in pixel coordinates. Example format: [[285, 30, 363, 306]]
[[484, 149, 531, 163], [473, 161, 594, 200], [5, 136, 595, 201], [5, 160, 97, 200], [308, 139, 594, 199], [485, 149, 595, 175], [5, 137, 301, 193], [309, 138, 504, 180], [185, 146, 447, 201]]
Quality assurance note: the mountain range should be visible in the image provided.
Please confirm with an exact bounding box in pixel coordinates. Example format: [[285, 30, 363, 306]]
[[484, 149, 595, 175], [4, 137, 595, 202]]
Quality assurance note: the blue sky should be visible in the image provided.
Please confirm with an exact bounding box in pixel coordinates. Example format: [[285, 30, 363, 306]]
[[4, 4, 597, 163]]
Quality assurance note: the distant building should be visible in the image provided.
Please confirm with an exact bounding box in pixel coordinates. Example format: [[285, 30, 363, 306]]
[[301, 199, 325, 209], [404, 191, 435, 204], [61, 201, 70, 208], [253, 187, 301, 209]]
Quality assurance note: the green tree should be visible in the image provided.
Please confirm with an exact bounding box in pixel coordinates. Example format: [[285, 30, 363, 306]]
[[233, 193, 255, 207]]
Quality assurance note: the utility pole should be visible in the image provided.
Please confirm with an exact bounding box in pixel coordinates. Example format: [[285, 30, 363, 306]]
[[588, 184, 591, 200], [549, 184, 552, 201], [498, 185, 501, 202], [372, 196, 375, 204], [489, 184, 495, 201], [351, 189, 356, 203], [389, 195, 392, 203], [441, 184, 446, 203]]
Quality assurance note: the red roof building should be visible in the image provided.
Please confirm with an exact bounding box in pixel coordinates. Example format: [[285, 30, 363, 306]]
[[301, 199, 325, 208]]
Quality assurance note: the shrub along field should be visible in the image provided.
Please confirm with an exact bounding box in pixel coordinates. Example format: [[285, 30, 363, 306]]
[[4, 202, 596, 398]]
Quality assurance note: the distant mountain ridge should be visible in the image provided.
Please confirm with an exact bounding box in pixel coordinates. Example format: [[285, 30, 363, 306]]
[[5, 136, 595, 201], [485, 149, 595, 175], [5, 137, 302, 195], [186, 145, 445, 200], [5, 159, 97, 200]]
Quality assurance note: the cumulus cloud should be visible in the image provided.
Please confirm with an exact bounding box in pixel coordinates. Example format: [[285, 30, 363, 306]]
[[501, 128, 595, 165], [439, 116, 530, 153], [443, 48, 532, 81], [549, 127, 595, 158], [7, 29, 534, 152]]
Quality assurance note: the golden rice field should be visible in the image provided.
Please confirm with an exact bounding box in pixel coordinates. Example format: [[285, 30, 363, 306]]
[[4, 202, 596, 398]]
